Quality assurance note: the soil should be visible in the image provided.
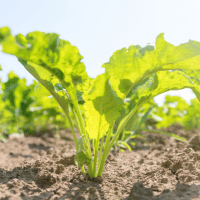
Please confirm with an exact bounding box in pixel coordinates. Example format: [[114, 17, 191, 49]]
[[0, 124, 200, 200]]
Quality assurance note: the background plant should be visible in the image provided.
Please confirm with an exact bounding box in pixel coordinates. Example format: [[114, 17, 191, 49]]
[[0, 71, 37, 135], [0, 70, 74, 139], [183, 98, 200, 129], [150, 95, 200, 130]]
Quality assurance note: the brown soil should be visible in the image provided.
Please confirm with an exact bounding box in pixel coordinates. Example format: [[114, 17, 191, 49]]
[[0, 125, 200, 200]]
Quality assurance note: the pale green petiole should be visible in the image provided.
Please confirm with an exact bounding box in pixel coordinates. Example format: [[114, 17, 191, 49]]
[[97, 98, 149, 176]]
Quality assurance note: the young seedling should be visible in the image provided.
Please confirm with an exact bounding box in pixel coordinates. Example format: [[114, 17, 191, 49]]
[[0, 27, 200, 178]]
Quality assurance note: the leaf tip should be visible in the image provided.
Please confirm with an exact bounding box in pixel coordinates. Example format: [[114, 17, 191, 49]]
[[0, 26, 11, 41]]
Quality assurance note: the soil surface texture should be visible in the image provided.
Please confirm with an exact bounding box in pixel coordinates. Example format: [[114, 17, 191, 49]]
[[0, 125, 200, 200]]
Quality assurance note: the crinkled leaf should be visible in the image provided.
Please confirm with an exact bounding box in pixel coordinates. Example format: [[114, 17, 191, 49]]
[[103, 34, 200, 99], [0, 27, 88, 89]]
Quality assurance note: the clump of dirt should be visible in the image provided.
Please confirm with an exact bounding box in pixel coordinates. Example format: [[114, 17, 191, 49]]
[[0, 124, 200, 199]]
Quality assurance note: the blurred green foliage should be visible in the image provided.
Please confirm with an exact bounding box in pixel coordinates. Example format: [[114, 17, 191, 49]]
[[0, 71, 74, 140], [152, 95, 200, 130]]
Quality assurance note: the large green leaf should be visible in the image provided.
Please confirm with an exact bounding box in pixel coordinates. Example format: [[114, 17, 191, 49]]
[[0, 27, 88, 88], [103, 33, 200, 99], [83, 73, 123, 139], [0, 27, 91, 113]]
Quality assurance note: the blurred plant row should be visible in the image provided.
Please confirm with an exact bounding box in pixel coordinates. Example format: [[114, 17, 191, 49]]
[[0, 70, 200, 147], [150, 95, 200, 130], [0, 70, 77, 140]]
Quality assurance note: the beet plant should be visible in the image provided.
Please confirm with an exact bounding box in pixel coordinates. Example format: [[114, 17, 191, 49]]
[[0, 27, 200, 178], [0, 71, 37, 134]]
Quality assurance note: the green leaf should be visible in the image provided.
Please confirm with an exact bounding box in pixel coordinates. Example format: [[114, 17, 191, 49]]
[[136, 106, 155, 131], [0, 27, 88, 88], [103, 34, 200, 100], [117, 141, 132, 151], [127, 135, 145, 140], [130, 70, 200, 104], [83, 73, 123, 139]]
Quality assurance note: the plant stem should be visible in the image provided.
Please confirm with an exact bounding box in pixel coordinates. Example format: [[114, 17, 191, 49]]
[[98, 99, 148, 176], [92, 138, 98, 176], [68, 89, 89, 143], [92, 114, 103, 177], [97, 126, 113, 176], [71, 106, 83, 136], [67, 89, 94, 175], [97, 136, 105, 175], [108, 98, 149, 150]]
